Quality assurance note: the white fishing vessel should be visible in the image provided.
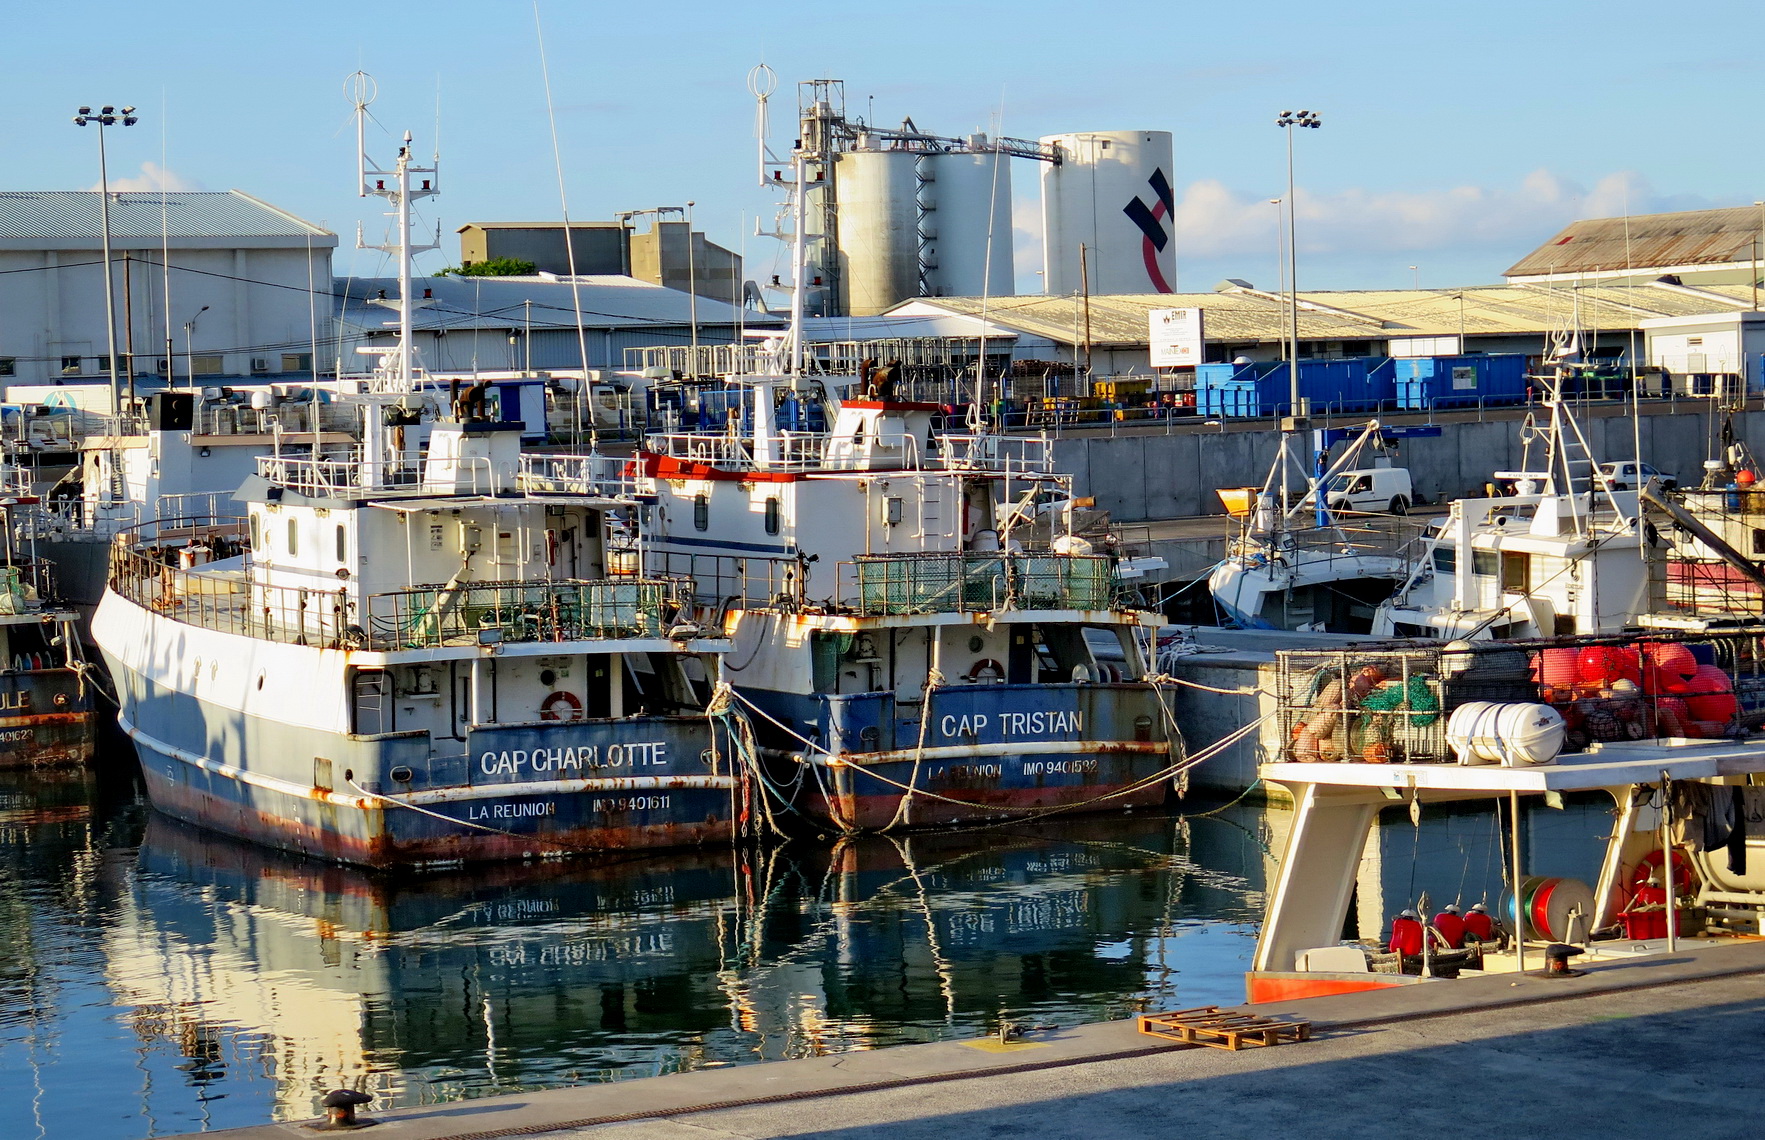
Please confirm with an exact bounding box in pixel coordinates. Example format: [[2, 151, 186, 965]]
[[1249, 633, 1765, 1003], [1372, 371, 1663, 640], [1208, 422, 1415, 633], [91, 113, 738, 866], [630, 371, 1179, 831]]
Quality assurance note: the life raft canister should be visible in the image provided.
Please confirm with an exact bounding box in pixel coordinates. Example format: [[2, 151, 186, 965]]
[[539, 690, 584, 721]]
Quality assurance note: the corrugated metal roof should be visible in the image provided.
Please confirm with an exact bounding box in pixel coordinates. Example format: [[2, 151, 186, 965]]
[[893, 292, 1380, 345], [338, 274, 774, 333], [895, 281, 1755, 346], [1505, 207, 1763, 278], [0, 190, 333, 242]]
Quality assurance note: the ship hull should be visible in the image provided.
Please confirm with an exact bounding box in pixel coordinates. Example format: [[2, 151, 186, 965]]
[[0, 669, 99, 768], [745, 682, 1178, 831], [96, 594, 744, 868]]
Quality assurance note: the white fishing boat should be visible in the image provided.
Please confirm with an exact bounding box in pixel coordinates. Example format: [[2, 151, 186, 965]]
[[1208, 422, 1416, 633], [1248, 633, 1765, 1003], [1372, 370, 1663, 640], [91, 115, 739, 867]]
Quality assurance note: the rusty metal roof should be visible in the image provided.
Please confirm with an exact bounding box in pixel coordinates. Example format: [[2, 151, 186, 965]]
[[1504, 207, 1764, 279]]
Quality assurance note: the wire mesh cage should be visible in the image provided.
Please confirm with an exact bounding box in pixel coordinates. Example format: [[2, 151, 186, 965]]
[[1275, 627, 1765, 765]]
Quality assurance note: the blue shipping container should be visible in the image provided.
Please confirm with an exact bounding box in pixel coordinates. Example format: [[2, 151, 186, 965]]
[[1193, 358, 1394, 417], [1393, 354, 1527, 411]]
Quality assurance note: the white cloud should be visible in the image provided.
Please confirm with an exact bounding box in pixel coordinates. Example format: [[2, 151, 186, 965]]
[[1173, 169, 1713, 262], [91, 161, 201, 193]]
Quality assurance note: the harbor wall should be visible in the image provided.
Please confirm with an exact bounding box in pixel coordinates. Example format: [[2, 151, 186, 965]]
[[1054, 403, 1763, 522], [1166, 652, 1279, 794]]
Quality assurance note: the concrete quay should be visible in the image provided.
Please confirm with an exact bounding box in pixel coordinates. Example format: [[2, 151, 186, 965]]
[[192, 939, 1765, 1139]]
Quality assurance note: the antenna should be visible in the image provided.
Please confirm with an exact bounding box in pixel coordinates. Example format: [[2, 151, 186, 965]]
[[346, 70, 377, 197], [748, 63, 777, 188]]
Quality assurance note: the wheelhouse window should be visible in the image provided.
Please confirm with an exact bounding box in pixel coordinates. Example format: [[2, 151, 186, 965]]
[[693, 494, 709, 531], [335, 524, 347, 563], [287, 518, 299, 557], [764, 497, 781, 535]]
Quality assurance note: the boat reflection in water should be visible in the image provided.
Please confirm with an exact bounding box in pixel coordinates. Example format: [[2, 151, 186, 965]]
[[99, 811, 1265, 1126], [0, 769, 1620, 1139]]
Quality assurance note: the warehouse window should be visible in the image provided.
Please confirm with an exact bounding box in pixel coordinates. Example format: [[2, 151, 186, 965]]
[[0, 358, 13, 377], [283, 352, 313, 372], [61, 356, 82, 375], [191, 354, 224, 376]]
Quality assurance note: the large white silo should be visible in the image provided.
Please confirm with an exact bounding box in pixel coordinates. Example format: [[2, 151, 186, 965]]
[[1040, 131, 1176, 296], [921, 147, 1014, 299], [834, 145, 921, 316]]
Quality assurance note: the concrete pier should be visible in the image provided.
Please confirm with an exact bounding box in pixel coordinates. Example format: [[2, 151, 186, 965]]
[[189, 939, 1765, 1139]]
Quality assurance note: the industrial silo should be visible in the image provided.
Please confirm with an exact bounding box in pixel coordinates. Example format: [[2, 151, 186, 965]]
[[1040, 131, 1176, 296], [834, 143, 921, 316], [921, 144, 1014, 299]]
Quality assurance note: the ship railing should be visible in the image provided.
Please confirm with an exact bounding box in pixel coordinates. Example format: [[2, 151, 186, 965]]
[[644, 550, 805, 619], [363, 576, 687, 650], [933, 434, 1056, 475], [1274, 628, 1765, 766], [1661, 488, 1765, 617], [642, 430, 830, 471], [518, 453, 638, 499], [158, 490, 249, 523], [846, 551, 1120, 615], [254, 452, 459, 497], [110, 522, 690, 650]]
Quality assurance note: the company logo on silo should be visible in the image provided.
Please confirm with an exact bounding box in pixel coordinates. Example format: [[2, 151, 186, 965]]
[[1122, 168, 1175, 293]]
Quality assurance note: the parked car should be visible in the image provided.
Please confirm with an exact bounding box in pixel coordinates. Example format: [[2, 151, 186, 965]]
[[1598, 461, 1676, 491]]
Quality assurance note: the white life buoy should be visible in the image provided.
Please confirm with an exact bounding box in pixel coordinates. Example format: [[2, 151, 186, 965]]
[[967, 658, 1005, 683], [539, 690, 584, 721]]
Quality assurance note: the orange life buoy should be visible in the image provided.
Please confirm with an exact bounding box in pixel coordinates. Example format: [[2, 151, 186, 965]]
[[1630, 847, 1695, 890], [967, 658, 1005, 683], [539, 690, 584, 721]]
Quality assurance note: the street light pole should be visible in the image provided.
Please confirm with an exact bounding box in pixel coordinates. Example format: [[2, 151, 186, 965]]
[[73, 104, 139, 413], [1276, 110, 1320, 416], [686, 200, 699, 373], [183, 305, 208, 390]]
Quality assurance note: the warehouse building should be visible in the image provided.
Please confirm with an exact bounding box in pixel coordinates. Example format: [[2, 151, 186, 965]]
[[0, 190, 335, 396], [888, 278, 1765, 378]]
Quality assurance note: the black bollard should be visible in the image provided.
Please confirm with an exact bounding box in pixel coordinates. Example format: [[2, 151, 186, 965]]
[[311, 1088, 376, 1130]]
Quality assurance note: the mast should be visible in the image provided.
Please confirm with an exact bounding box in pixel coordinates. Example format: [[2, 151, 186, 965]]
[[351, 72, 438, 486]]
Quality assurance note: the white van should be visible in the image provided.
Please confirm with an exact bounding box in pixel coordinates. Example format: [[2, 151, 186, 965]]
[[1312, 467, 1413, 514]]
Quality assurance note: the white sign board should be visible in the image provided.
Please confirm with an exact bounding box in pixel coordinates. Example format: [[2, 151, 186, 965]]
[[1149, 308, 1205, 369], [1451, 365, 1477, 390]]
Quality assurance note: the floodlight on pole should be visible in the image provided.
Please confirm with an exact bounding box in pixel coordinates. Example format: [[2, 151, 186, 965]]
[[74, 103, 140, 412], [1276, 109, 1320, 418]]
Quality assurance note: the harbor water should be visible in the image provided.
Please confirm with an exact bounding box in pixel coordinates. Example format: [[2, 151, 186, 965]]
[[0, 757, 1616, 1140]]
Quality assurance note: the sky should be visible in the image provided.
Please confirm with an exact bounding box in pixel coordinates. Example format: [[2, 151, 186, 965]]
[[5, 0, 1762, 298]]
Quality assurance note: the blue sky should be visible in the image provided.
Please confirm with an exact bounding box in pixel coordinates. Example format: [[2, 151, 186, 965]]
[[5, 0, 1761, 296]]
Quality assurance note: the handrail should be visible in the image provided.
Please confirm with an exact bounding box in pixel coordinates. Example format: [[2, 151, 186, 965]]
[[107, 516, 688, 650], [844, 551, 1121, 615]]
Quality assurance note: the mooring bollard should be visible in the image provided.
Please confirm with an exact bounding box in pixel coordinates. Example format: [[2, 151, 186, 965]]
[[311, 1088, 375, 1130]]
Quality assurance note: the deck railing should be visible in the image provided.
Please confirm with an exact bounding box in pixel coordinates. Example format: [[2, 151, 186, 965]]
[[108, 520, 685, 650], [365, 578, 681, 649], [848, 552, 1119, 615]]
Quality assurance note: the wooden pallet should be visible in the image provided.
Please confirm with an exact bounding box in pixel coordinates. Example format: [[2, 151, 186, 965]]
[[1136, 1005, 1312, 1051]]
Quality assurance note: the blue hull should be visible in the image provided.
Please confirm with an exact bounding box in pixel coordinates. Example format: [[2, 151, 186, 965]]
[[739, 682, 1179, 830]]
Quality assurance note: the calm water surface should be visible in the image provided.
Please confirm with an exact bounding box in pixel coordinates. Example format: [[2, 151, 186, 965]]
[[0, 760, 1615, 1139]]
